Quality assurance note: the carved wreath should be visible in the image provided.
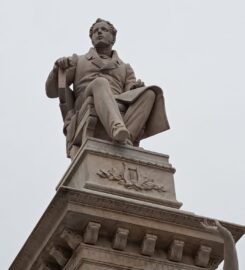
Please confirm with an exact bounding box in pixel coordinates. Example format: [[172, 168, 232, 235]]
[[97, 162, 166, 192]]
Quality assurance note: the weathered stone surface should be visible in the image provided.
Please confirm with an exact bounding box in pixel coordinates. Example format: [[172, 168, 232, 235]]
[[83, 222, 101, 244], [141, 233, 157, 256], [195, 245, 212, 267], [64, 244, 203, 270], [168, 240, 185, 262], [37, 263, 50, 270], [57, 138, 182, 209], [49, 246, 68, 266], [9, 140, 245, 270], [60, 229, 82, 250], [9, 185, 245, 270], [112, 227, 129, 250]]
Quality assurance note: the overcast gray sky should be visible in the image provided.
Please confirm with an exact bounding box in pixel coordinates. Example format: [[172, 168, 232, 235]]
[[1, 0, 244, 269]]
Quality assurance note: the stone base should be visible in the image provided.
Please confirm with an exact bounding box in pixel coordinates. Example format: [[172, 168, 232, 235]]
[[9, 139, 245, 270], [58, 138, 182, 209], [9, 187, 244, 270]]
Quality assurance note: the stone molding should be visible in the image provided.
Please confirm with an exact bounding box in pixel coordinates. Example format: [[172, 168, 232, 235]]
[[9, 187, 245, 270], [64, 188, 244, 241], [36, 232, 216, 270], [64, 244, 209, 270], [57, 138, 176, 189]]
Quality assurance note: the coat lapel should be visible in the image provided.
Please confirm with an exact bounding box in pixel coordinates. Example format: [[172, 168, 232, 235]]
[[91, 57, 105, 69], [85, 48, 122, 70], [102, 59, 120, 70], [85, 48, 104, 68]]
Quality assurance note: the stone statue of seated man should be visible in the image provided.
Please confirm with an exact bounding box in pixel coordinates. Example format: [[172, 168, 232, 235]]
[[46, 18, 170, 157]]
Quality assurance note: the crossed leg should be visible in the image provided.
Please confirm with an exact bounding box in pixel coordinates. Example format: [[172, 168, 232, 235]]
[[84, 77, 129, 142], [84, 77, 156, 144], [123, 89, 156, 142]]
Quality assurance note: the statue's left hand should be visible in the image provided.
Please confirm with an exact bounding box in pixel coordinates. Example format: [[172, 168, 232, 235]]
[[130, 79, 145, 89]]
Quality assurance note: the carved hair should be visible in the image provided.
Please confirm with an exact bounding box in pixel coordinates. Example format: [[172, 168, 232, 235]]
[[89, 18, 117, 45]]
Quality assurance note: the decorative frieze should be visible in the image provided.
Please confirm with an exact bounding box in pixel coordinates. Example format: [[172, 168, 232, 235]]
[[30, 221, 223, 270], [97, 162, 166, 192]]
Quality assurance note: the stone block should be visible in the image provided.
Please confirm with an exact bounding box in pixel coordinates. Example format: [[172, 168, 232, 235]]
[[60, 229, 82, 250], [49, 246, 68, 266], [83, 222, 101, 244], [195, 245, 212, 267], [58, 138, 182, 209], [168, 239, 185, 262], [112, 227, 129, 250], [141, 234, 157, 256]]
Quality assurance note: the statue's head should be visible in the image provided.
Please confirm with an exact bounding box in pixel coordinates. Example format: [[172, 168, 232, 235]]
[[89, 18, 117, 48]]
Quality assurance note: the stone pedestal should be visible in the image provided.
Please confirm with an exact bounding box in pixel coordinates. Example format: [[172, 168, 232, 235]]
[[10, 138, 244, 270], [58, 138, 182, 208]]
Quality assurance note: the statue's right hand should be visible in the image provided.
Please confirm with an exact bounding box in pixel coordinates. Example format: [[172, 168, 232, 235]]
[[201, 219, 233, 241], [54, 57, 73, 71]]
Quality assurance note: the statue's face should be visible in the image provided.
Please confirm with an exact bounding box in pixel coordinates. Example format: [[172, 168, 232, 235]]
[[91, 21, 114, 48]]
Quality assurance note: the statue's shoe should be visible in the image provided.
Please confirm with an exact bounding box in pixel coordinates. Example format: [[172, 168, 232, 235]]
[[112, 125, 129, 142]]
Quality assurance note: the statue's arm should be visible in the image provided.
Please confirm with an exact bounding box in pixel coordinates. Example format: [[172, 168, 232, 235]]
[[45, 54, 78, 98], [201, 220, 239, 270], [218, 222, 239, 270]]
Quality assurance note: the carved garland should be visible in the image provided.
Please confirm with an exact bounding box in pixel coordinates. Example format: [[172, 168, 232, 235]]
[[97, 162, 166, 192]]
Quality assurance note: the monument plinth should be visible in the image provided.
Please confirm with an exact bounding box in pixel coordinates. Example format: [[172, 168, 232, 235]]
[[9, 139, 244, 270], [57, 138, 181, 209]]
